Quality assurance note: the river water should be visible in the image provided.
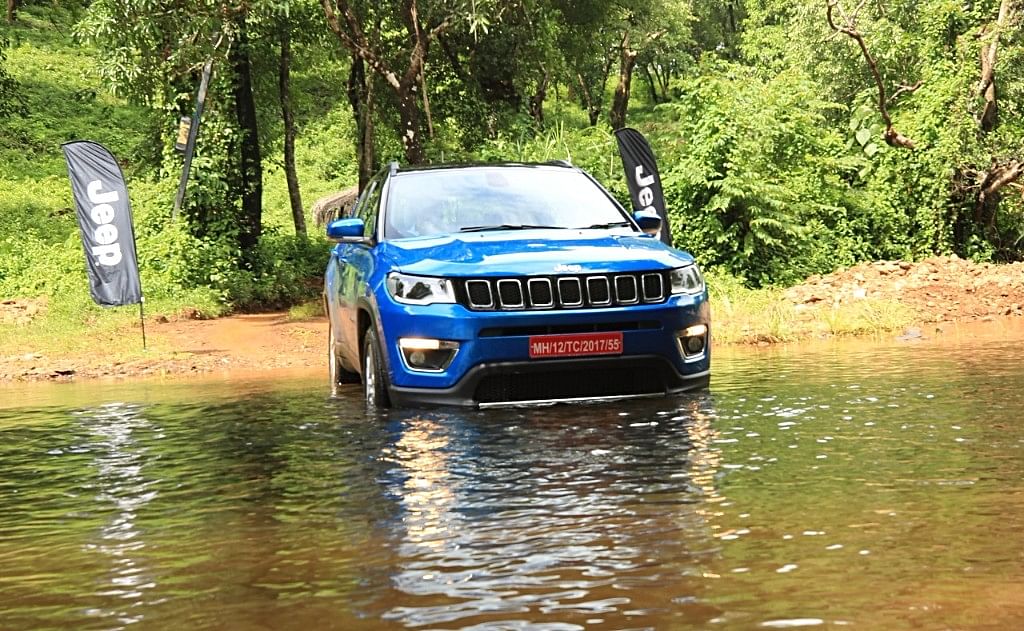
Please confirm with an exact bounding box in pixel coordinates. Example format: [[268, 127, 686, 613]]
[[2, 330, 1023, 630]]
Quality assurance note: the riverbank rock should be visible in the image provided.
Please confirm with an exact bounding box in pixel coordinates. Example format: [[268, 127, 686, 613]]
[[0, 298, 47, 325], [783, 255, 1024, 322]]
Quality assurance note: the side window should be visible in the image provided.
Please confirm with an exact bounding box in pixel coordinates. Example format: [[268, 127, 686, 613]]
[[359, 179, 384, 239], [350, 180, 377, 221]]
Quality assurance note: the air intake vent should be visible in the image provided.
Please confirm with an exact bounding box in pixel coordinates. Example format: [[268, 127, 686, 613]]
[[466, 280, 493, 309], [528, 278, 554, 307], [615, 275, 639, 304], [587, 277, 611, 305], [557, 278, 583, 307], [642, 273, 664, 302], [497, 279, 524, 309]]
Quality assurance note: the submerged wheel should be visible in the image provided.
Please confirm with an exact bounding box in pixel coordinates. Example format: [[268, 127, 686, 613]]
[[328, 320, 359, 393], [362, 329, 391, 408]]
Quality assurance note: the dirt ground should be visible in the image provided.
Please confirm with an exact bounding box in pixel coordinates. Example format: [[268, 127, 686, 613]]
[[2, 255, 1023, 383], [0, 313, 328, 383], [783, 255, 1024, 322]]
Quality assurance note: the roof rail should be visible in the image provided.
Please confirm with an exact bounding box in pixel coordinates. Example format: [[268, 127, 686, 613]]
[[388, 161, 400, 175]]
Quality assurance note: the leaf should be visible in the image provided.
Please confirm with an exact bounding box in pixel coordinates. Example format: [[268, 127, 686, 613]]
[[863, 143, 879, 157], [855, 128, 871, 146]]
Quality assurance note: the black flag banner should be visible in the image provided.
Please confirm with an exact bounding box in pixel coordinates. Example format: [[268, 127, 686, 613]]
[[614, 128, 672, 245], [61, 141, 143, 306]]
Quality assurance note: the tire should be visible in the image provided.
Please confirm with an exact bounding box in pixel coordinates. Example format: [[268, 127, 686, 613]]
[[362, 328, 391, 408], [328, 320, 359, 393]]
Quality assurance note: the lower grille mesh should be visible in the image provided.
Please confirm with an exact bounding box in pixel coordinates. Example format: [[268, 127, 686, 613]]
[[474, 363, 665, 403]]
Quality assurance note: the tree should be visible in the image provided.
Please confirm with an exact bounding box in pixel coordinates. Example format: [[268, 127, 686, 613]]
[[555, 1, 618, 126], [607, 0, 688, 129], [277, 20, 305, 237], [825, 0, 916, 149], [970, 0, 1023, 235], [77, 0, 266, 264], [6, 0, 16, 24], [320, 0, 498, 164], [231, 8, 263, 257]]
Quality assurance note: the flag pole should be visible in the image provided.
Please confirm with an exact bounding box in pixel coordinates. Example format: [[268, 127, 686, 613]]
[[139, 299, 147, 350]]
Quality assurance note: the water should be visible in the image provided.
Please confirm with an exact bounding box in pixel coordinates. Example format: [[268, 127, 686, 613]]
[[2, 333, 1023, 630]]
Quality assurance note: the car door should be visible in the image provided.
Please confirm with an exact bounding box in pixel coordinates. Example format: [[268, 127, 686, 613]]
[[330, 176, 383, 371], [328, 178, 378, 370]]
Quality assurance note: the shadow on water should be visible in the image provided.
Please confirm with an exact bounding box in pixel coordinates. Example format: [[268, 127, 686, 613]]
[[1, 332, 1024, 629]]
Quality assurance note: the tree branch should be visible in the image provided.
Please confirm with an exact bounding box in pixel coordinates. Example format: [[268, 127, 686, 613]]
[[826, 0, 916, 149], [321, 0, 400, 90], [975, 159, 1024, 223], [888, 80, 922, 103], [978, 0, 1012, 132]]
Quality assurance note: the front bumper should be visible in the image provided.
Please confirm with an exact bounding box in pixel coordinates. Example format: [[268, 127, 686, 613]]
[[388, 354, 710, 407], [376, 293, 710, 407]]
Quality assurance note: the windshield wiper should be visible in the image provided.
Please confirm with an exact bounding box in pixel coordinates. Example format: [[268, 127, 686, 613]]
[[577, 221, 632, 229], [459, 224, 567, 233]]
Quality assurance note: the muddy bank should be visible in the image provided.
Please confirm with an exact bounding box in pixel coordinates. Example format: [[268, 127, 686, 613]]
[[784, 255, 1024, 322], [3, 255, 1023, 383], [1, 314, 327, 384]]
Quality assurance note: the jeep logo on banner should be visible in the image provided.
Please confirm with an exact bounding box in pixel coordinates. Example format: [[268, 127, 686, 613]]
[[61, 140, 143, 306], [614, 128, 672, 246]]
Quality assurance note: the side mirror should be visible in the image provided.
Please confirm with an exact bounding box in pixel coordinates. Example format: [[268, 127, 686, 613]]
[[633, 210, 662, 238], [327, 218, 366, 241]]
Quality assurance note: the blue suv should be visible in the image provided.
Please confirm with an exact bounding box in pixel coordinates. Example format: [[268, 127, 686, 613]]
[[324, 162, 710, 407]]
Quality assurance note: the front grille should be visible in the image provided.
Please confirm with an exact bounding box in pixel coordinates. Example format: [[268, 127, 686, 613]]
[[458, 272, 669, 311], [474, 362, 665, 403]]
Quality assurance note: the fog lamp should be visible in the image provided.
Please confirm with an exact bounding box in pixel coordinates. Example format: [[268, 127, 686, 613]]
[[398, 338, 459, 372], [677, 324, 709, 361]]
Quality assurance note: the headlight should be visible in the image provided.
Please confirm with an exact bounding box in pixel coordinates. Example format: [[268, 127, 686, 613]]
[[386, 272, 456, 305], [670, 265, 705, 295]]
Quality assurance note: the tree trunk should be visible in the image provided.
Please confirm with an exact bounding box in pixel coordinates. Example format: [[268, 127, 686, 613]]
[[347, 55, 376, 192], [397, 86, 425, 164], [979, 0, 1011, 132], [655, 65, 671, 101], [641, 63, 659, 104], [610, 31, 637, 130], [279, 23, 305, 237], [321, 0, 431, 165], [6, 0, 16, 24], [576, 73, 600, 127], [232, 17, 263, 262], [528, 68, 549, 126]]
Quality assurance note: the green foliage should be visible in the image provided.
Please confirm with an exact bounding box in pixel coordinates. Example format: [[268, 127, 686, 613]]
[[655, 64, 870, 285], [0, 38, 26, 120]]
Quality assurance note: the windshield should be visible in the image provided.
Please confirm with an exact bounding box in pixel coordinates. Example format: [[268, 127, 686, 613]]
[[383, 166, 632, 239]]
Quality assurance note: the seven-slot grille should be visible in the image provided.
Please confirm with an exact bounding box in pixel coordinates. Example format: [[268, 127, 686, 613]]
[[458, 272, 668, 311]]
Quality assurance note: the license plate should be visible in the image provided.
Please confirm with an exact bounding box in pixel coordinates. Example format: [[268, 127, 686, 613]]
[[528, 331, 623, 359]]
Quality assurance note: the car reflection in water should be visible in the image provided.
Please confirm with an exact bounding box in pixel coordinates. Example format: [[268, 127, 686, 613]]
[[372, 393, 727, 628], [78, 403, 159, 627]]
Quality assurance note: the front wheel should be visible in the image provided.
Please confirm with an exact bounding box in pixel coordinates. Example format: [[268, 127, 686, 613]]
[[363, 328, 391, 408]]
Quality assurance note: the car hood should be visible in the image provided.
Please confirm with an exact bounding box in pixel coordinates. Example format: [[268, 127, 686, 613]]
[[378, 229, 695, 277]]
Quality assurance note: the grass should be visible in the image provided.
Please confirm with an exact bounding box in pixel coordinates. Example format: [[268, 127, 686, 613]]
[[707, 271, 919, 344], [287, 299, 324, 321]]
